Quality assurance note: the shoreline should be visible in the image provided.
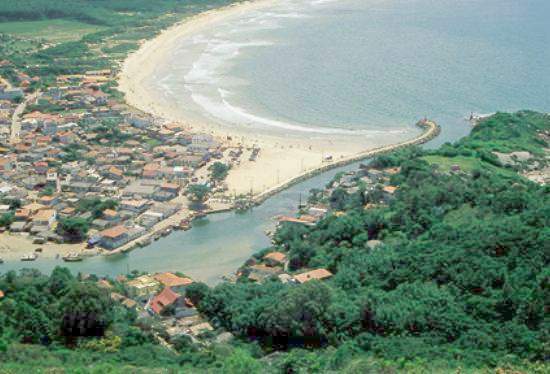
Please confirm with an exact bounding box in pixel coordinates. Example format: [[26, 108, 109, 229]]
[[0, 0, 441, 265], [118, 0, 428, 198]]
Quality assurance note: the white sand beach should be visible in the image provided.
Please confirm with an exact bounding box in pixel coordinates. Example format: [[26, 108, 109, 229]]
[[118, 0, 426, 197]]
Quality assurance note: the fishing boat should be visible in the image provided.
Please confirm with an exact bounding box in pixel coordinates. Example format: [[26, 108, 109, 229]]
[[160, 227, 172, 237], [179, 219, 191, 231], [62, 252, 83, 262], [21, 253, 37, 261]]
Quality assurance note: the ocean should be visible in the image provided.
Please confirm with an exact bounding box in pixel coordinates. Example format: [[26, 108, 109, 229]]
[[154, 0, 550, 145]]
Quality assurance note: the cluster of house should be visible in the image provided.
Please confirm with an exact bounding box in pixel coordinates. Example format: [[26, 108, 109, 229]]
[[235, 165, 404, 284], [101, 272, 221, 342], [0, 68, 248, 251]]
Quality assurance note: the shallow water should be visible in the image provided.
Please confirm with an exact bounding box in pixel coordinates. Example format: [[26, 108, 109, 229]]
[[2, 0, 549, 282]]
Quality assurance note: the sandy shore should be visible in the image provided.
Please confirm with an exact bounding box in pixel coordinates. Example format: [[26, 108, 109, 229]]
[[118, 0, 423, 197], [0, 232, 85, 261]]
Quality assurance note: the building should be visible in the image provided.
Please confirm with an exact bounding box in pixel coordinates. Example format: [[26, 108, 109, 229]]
[[126, 275, 161, 300], [293, 269, 333, 284], [0, 87, 24, 100], [153, 272, 193, 293], [149, 287, 181, 315], [120, 199, 149, 213], [263, 251, 287, 267], [99, 225, 129, 249], [32, 209, 56, 228]]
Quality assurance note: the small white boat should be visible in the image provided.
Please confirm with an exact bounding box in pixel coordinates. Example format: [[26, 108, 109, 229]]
[[62, 252, 83, 262], [21, 253, 37, 261]]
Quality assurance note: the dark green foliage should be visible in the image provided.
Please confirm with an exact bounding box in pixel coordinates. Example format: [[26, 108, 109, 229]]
[[192, 111, 549, 368], [187, 183, 210, 202], [0, 212, 15, 227], [208, 161, 230, 182], [57, 217, 89, 242], [76, 197, 118, 219]]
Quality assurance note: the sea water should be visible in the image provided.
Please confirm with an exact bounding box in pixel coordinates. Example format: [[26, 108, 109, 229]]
[[155, 0, 549, 144]]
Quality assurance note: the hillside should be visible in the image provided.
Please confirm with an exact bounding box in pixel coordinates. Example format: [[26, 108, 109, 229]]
[[0, 111, 548, 373]]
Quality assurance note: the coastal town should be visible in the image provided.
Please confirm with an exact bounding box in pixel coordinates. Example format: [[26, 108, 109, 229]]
[[0, 57, 446, 265], [0, 65, 256, 263]]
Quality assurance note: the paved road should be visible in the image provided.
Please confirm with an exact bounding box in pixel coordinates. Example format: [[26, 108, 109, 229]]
[[10, 91, 39, 144]]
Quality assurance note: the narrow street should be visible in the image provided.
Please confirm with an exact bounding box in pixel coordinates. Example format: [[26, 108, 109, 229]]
[[11, 91, 40, 144]]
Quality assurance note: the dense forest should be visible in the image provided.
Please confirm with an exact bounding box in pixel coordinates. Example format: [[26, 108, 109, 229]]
[[0, 111, 548, 372]]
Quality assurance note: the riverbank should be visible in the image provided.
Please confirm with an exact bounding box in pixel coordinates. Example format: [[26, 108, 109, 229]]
[[118, 0, 425, 198]]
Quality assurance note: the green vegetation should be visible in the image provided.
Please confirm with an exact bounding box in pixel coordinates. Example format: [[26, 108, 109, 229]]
[[77, 198, 118, 219], [0, 212, 15, 228], [57, 217, 89, 242], [0, 19, 106, 42], [1, 111, 547, 372], [0, 0, 239, 88], [208, 161, 230, 182], [187, 111, 549, 371], [187, 184, 210, 209]]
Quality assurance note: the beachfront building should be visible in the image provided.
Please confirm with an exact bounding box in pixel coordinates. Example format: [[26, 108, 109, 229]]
[[99, 225, 129, 249], [153, 272, 193, 294], [263, 251, 287, 267]]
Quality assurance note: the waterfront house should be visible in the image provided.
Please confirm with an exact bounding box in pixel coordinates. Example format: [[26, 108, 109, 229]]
[[278, 216, 316, 227], [293, 269, 333, 284], [99, 225, 129, 249], [263, 251, 287, 267], [149, 287, 182, 315], [153, 272, 193, 294]]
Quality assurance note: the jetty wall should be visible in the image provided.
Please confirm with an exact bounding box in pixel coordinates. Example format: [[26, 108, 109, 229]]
[[252, 120, 441, 205]]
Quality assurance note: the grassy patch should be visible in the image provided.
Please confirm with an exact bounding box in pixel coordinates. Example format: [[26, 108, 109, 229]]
[[0, 19, 106, 42], [421, 155, 517, 178]]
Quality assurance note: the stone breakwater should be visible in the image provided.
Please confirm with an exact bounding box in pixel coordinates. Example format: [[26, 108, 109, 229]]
[[252, 119, 441, 205]]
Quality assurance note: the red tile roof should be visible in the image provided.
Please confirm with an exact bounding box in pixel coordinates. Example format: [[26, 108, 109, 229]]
[[153, 272, 193, 288], [150, 287, 180, 314], [264, 251, 287, 263], [100, 225, 127, 239], [294, 269, 333, 284]]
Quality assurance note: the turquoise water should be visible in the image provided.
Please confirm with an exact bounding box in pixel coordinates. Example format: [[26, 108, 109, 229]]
[[2, 0, 549, 282]]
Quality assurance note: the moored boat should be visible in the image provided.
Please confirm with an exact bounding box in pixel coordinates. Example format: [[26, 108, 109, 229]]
[[21, 253, 37, 261], [63, 252, 83, 262]]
